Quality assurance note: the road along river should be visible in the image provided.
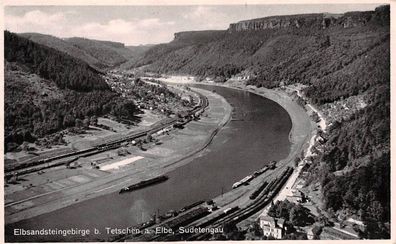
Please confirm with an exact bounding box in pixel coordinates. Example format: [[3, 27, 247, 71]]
[[6, 85, 295, 242]]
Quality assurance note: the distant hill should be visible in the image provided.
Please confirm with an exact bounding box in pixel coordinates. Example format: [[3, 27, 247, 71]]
[[20, 33, 105, 71], [64, 37, 134, 68], [20, 33, 141, 70], [129, 30, 227, 73], [119, 44, 154, 70]]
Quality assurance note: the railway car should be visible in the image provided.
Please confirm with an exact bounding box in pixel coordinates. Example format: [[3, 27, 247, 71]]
[[180, 200, 205, 212], [164, 207, 209, 230], [224, 206, 239, 214]]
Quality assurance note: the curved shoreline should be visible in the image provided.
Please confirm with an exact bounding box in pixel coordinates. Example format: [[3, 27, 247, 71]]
[[154, 79, 316, 228], [165, 87, 232, 168], [157, 76, 313, 147], [192, 82, 315, 157], [192, 82, 316, 222]]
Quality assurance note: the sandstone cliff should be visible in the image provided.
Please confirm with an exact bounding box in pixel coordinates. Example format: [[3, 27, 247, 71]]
[[228, 5, 388, 32]]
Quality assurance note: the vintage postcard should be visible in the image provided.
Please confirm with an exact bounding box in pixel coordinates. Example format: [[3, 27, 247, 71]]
[[2, 0, 393, 242]]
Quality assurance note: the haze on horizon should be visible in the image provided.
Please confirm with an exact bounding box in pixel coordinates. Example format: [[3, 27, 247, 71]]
[[5, 4, 382, 46]]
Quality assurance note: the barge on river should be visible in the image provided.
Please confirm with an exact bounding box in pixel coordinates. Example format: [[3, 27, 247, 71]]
[[119, 175, 169, 194]]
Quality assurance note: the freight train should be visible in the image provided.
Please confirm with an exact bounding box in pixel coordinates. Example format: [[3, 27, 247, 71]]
[[182, 167, 294, 241], [232, 164, 270, 189]]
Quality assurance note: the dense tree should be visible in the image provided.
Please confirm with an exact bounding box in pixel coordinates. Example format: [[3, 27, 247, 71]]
[[222, 222, 245, 240], [268, 200, 313, 227]]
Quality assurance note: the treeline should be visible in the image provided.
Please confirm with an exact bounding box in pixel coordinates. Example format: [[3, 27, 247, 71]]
[[5, 31, 109, 92], [268, 200, 314, 227]]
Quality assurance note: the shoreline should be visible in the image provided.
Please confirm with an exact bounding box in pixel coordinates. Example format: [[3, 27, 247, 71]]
[[200, 83, 316, 208], [159, 78, 316, 219], [185, 81, 316, 159], [157, 76, 315, 153]]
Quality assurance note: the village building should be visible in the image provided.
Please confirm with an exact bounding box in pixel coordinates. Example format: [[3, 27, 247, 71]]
[[259, 215, 286, 239]]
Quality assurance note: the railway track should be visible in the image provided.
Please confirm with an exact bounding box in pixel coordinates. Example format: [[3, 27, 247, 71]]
[[184, 167, 294, 241], [126, 167, 294, 241], [5, 90, 209, 178]]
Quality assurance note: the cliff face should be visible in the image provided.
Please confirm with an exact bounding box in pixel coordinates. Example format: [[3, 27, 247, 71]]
[[228, 6, 387, 32], [229, 13, 325, 32]]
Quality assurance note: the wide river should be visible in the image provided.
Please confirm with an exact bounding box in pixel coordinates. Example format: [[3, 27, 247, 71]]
[[6, 85, 292, 242]]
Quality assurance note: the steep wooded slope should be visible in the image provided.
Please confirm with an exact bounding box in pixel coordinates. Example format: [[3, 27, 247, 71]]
[[133, 6, 389, 95], [4, 31, 137, 151], [20, 33, 139, 70], [20, 32, 104, 71], [65, 37, 133, 68]]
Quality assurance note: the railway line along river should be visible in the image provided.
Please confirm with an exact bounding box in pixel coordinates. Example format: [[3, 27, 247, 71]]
[[6, 85, 306, 242]]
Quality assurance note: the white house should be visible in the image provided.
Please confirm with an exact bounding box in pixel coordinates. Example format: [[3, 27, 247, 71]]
[[259, 215, 285, 239]]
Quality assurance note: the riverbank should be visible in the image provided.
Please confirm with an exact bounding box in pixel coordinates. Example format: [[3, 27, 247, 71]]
[[157, 77, 315, 220], [5, 88, 232, 225], [156, 77, 315, 152], [200, 82, 315, 208]]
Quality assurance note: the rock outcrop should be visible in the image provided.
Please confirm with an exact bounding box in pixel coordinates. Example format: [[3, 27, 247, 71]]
[[228, 13, 325, 32], [228, 5, 388, 32]]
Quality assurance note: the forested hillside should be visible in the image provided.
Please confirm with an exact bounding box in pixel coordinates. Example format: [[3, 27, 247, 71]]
[[130, 5, 390, 238], [4, 31, 138, 151], [20, 33, 139, 70], [133, 6, 389, 95], [65, 37, 133, 68], [119, 44, 155, 70], [5, 31, 108, 91], [20, 33, 105, 71]]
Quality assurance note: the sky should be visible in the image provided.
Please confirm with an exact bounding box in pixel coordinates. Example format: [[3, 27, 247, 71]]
[[5, 4, 383, 45]]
